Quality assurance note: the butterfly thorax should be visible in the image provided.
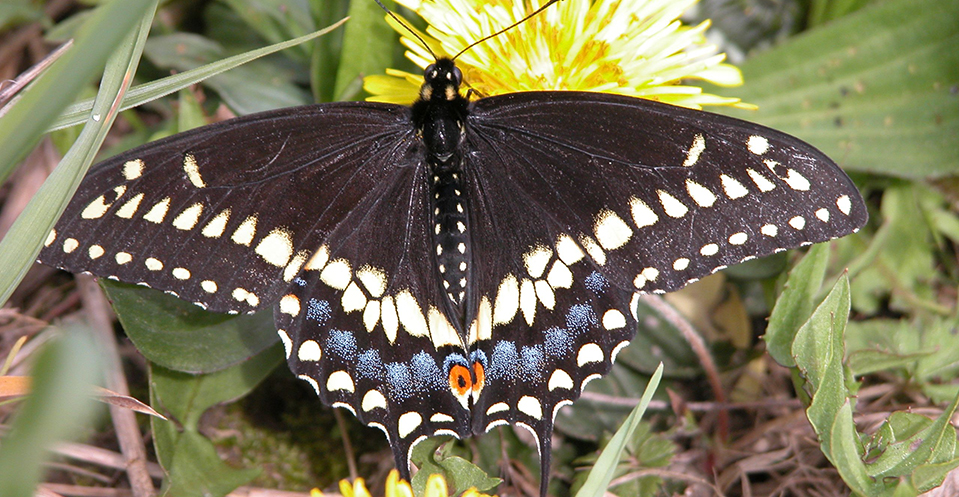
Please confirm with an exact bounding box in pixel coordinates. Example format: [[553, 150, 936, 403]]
[[414, 59, 473, 321]]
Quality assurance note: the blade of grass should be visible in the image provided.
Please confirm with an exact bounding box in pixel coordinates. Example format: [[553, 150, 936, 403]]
[[49, 18, 348, 131], [0, 0, 154, 182], [0, 1, 156, 308]]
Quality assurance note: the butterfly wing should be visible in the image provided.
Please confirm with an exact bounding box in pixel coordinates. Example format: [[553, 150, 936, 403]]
[[275, 149, 472, 477], [462, 90, 866, 483], [38, 103, 414, 314]]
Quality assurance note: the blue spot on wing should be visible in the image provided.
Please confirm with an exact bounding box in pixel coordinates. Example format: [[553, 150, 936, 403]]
[[544, 327, 572, 357], [585, 271, 608, 295], [385, 362, 413, 400], [520, 345, 544, 381], [487, 341, 518, 381], [326, 330, 357, 361], [356, 349, 384, 380], [411, 352, 443, 390], [306, 298, 332, 324], [566, 304, 597, 335]]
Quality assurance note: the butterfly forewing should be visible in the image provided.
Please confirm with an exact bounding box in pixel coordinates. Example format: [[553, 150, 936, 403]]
[[468, 92, 867, 294], [38, 104, 414, 314]]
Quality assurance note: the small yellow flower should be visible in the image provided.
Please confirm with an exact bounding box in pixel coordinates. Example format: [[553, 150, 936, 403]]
[[323, 470, 496, 497], [364, 0, 751, 109]]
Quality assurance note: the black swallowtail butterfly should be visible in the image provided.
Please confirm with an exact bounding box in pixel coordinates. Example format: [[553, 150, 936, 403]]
[[38, 48, 865, 495]]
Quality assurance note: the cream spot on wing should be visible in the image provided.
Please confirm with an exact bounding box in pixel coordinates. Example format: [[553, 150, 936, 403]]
[[492, 274, 519, 325], [231, 215, 257, 246], [594, 210, 632, 250], [534, 280, 555, 309], [546, 260, 573, 289], [283, 250, 310, 282], [728, 232, 748, 245], [720, 174, 749, 199], [115, 193, 144, 219], [357, 265, 387, 298], [183, 153, 206, 188], [579, 235, 606, 265], [280, 294, 301, 316], [673, 258, 690, 271], [427, 307, 459, 348], [747, 168, 776, 192], [789, 216, 806, 230], [761, 224, 778, 237], [172, 267, 191, 280], [747, 135, 769, 155], [396, 290, 428, 337], [320, 259, 352, 290], [657, 190, 688, 218], [816, 208, 830, 222], [172, 202, 203, 230], [145, 257, 163, 271], [682, 133, 705, 168], [82, 245, 102, 260], [304, 245, 329, 271], [523, 245, 553, 279], [519, 278, 537, 326], [143, 197, 171, 224], [115, 252, 132, 265], [517, 396, 543, 420], [298, 340, 322, 361], [298, 375, 319, 395], [255, 227, 294, 267], [430, 413, 454, 423], [700, 243, 719, 256], [555, 233, 584, 265], [686, 179, 717, 207], [783, 169, 811, 191], [577, 343, 604, 366], [641, 267, 659, 282], [45, 229, 56, 247], [201, 280, 217, 293], [548, 369, 574, 391], [326, 371, 354, 393], [603, 309, 626, 330], [123, 159, 144, 180], [277, 329, 292, 358], [629, 197, 658, 228], [81, 195, 111, 219], [363, 300, 380, 332], [486, 402, 508, 415], [381, 296, 398, 344], [362, 390, 387, 412], [837, 195, 851, 215], [202, 209, 230, 238], [397, 411, 422, 438]]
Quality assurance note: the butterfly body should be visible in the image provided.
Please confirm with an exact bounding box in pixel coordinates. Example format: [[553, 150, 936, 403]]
[[39, 55, 866, 496]]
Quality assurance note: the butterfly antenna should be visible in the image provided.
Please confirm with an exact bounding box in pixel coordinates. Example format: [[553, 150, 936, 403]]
[[453, 0, 561, 60], [372, 0, 438, 60]]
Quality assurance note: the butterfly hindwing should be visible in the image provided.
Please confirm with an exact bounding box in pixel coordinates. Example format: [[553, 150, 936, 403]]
[[468, 91, 867, 294], [275, 156, 472, 477], [38, 103, 414, 314]]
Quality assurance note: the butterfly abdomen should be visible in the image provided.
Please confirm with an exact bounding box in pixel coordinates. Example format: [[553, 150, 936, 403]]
[[431, 168, 471, 312]]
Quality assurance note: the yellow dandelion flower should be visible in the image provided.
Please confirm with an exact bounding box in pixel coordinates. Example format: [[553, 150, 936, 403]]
[[364, 0, 750, 109], [326, 470, 496, 497]]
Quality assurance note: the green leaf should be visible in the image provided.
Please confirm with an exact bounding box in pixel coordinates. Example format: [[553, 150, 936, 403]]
[[712, 0, 959, 178], [574, 363, 663, 497], [0, 329, 102, 497], [410, 437, 502, 496], [333, 0, 395, 101], [49, 20, 347, 131], [150, 344, 283, 496], [793, 274, 880, 495], [765, 243, 830, 367], [102, 281, 277, 373]]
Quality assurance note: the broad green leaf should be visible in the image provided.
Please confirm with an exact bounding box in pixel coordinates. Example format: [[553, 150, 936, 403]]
[[0, 0, 155, 309], [410, 437, 502, 496], [793, 275, 879, 495], [150, 344, 283, 496], [0, 329, 101, 497], [712, 0, 959, 178], [574, 363, 663, 497], [103, 281, 277, 373], [765, 243, 830, 367], [334, 0, 395, 101]]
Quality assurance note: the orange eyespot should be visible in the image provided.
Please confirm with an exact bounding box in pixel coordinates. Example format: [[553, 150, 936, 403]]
[[448, 364, 472, 397], [471, 361, 485, 394]]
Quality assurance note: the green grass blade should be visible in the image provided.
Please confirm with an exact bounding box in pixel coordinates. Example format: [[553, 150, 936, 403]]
[[49, 18, 348, 131]]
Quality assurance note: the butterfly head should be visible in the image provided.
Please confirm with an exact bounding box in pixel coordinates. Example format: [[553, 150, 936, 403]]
[[421, 58, 463, 103]]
